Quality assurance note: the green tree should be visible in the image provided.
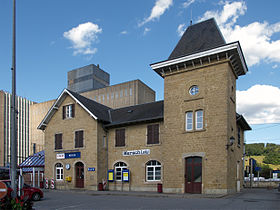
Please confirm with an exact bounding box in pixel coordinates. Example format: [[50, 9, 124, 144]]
[[263, 151, 280, 165], [245, 143, 265, 156]]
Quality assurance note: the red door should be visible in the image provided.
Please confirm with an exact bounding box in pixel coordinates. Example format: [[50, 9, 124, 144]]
[[185, 157, 202, 194], [75, 162, 84, 188]]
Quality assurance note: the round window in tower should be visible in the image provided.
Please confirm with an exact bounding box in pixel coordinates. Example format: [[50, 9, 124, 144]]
[[189, 85, 199, 96]]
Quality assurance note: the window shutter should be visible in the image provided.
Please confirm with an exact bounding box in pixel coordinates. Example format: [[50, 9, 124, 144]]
[[147, 125, 152, 144], [154, 124, 159, 144], [120, 129, 125, 146], [71, 104, 75, 118], [62, 106, 66, 119], [75, 131, 78, 148], [55, 134, 58, 150], [115, 129, 125, 147], [79, 131, 83, 147]]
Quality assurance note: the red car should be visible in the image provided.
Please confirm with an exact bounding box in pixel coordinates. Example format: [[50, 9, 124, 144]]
[[2, 180, 44, 201]]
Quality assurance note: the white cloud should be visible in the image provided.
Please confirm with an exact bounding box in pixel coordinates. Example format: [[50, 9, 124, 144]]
[[182, 0, 196, 8], [198, 1, 280, 67], [272, 64, 278, 69], [63, 22, 102, 56], [177, 23, 187, 36], [143, 27, 151, 35], [120, 30, 128, 35], [139, 0, 173, 27], [237, 85, 280, 124]]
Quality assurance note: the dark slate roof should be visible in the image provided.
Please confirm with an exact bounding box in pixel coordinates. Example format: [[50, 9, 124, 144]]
[[236, 113, 251, 131], [67, 89, 111, 122], [105, 100, 164, 128], [19, 151, 45, 171], [168, 18, 226, 60]]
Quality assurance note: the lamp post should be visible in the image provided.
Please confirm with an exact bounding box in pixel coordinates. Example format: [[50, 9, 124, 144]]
[[10, 0, 18, 198]]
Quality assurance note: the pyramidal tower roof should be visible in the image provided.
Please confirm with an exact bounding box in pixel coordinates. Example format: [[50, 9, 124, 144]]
[[169, 18, 226, 60], [151, 18, 248, 78]]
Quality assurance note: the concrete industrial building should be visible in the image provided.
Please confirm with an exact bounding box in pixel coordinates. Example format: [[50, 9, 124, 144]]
[[67, 64, 110, 93], [0, 90, 34, 166], [39, 19, 251, 194]]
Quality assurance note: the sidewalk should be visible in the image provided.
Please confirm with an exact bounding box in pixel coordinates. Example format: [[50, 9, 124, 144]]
[[43, 188, 229, 199]]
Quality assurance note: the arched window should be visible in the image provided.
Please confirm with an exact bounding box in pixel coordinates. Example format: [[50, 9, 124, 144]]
[[114, 162, 127, 181], [146, 160, 161, 181], [55, 163, 63, 181]]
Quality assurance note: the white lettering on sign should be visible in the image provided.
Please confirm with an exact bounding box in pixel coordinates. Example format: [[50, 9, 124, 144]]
[[56, 153, 65, 159], [0, 189, 7, 192], [122, 149, 150, 156]]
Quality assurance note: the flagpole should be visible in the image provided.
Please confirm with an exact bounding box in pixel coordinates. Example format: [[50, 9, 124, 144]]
[[10, 0, 18, 198]]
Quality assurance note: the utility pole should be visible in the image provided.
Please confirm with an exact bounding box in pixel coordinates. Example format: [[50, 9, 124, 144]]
[[250, 158, 253, 188], [10, 0, 17, 198]]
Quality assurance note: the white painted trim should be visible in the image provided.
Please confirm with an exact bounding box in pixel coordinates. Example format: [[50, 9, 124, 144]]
[[151, 42, 248, 73]]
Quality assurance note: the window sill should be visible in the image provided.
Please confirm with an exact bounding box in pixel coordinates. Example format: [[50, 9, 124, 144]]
[[144, 180, 162, 184], [146, 142, 161, 147], [183, 128, 206, 134], [54, 149, 63, 152]]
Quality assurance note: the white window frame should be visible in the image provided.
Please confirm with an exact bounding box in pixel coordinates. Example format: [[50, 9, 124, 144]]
[[114, 162, 127, 181], [186, 111, 193, 131], [146, 160, 161, 181], [65, 104, 72, 118], [55, 163, 63, 181], [195, 110, 203, 130]]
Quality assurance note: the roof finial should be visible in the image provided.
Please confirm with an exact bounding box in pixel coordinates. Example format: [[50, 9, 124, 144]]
[[190, 7, 193, 26]]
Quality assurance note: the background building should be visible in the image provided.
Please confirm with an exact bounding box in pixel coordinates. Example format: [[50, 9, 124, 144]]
[[67, 64, 110, 93], [0, 90, 34, 166]]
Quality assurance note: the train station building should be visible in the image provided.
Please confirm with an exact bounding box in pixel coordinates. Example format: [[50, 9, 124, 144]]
[[39, 18, 251, 194]]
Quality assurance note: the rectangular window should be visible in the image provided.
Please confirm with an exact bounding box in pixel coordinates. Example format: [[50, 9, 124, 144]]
[[75, 130, 84, 148], [116, 92, 118, 99], [107, 93, 109, 101], [102, 94, 105, 101], [147, 124, 159, 144], [111, 93, 114, 100], [120, 90, 123, 98], [55, 134, 62, 150], [125, 89, 128, 96], [186, 112, 193, 131], [129, 88, 132, 96], [62, 104, 75, 119], [195, 110, 203, 130], [115, 129, 125, 147], [98, 95, 101, 102]]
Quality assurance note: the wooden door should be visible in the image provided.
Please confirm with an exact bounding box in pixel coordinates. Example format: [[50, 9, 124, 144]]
[[75, 162, 84, 188], [185, 157, 202, 194]]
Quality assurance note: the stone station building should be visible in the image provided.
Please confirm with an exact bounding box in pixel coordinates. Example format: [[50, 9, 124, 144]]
[[38, 18, 251, 194]]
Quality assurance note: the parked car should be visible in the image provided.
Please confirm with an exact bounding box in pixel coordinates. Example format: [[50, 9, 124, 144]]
[[2, 180, 43, 201]]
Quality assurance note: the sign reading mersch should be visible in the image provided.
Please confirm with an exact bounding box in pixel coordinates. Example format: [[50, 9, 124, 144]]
[[122, 149, 150, 156]]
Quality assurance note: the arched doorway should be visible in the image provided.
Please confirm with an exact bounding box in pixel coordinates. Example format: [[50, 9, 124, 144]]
[[185, 157, 202, 193], [75, 162, 84, 188]]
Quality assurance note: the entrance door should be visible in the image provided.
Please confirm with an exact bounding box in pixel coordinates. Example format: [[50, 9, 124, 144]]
[[185, 157, 202, 193], [75, 162, 84, 188]]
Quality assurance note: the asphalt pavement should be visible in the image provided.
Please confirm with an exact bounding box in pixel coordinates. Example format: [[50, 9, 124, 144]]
[[33, 188, 280, 210]]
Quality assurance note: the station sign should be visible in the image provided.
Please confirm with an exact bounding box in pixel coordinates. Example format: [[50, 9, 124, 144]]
[[122, 149, 150, 156], [88, 167, 95, 171], [56, 152, 81, 159], [122, 169, 129, 182]]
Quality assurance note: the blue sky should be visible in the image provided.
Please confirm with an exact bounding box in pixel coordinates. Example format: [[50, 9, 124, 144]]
[[0, 0, 280, 145]]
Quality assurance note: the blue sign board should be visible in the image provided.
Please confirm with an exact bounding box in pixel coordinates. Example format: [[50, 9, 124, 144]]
[[255, 167, 261, 172], [122, 169, 129, 182], [88, 167, 95, 171], [65, 152, 81, 159]]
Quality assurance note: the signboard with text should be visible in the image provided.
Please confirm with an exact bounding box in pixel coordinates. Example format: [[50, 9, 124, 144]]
[[122, 149, 150, 156]]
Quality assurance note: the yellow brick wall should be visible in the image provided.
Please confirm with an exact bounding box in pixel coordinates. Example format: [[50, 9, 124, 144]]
[[44, 95, 100, 190], [107, 122, 164, 191]]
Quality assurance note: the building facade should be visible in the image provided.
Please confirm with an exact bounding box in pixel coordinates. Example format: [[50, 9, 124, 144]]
[[39, 19, 251, 194], [67, 64, 110, 93], [30, 80, 155, 154], [0, 90, 34, 166]]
